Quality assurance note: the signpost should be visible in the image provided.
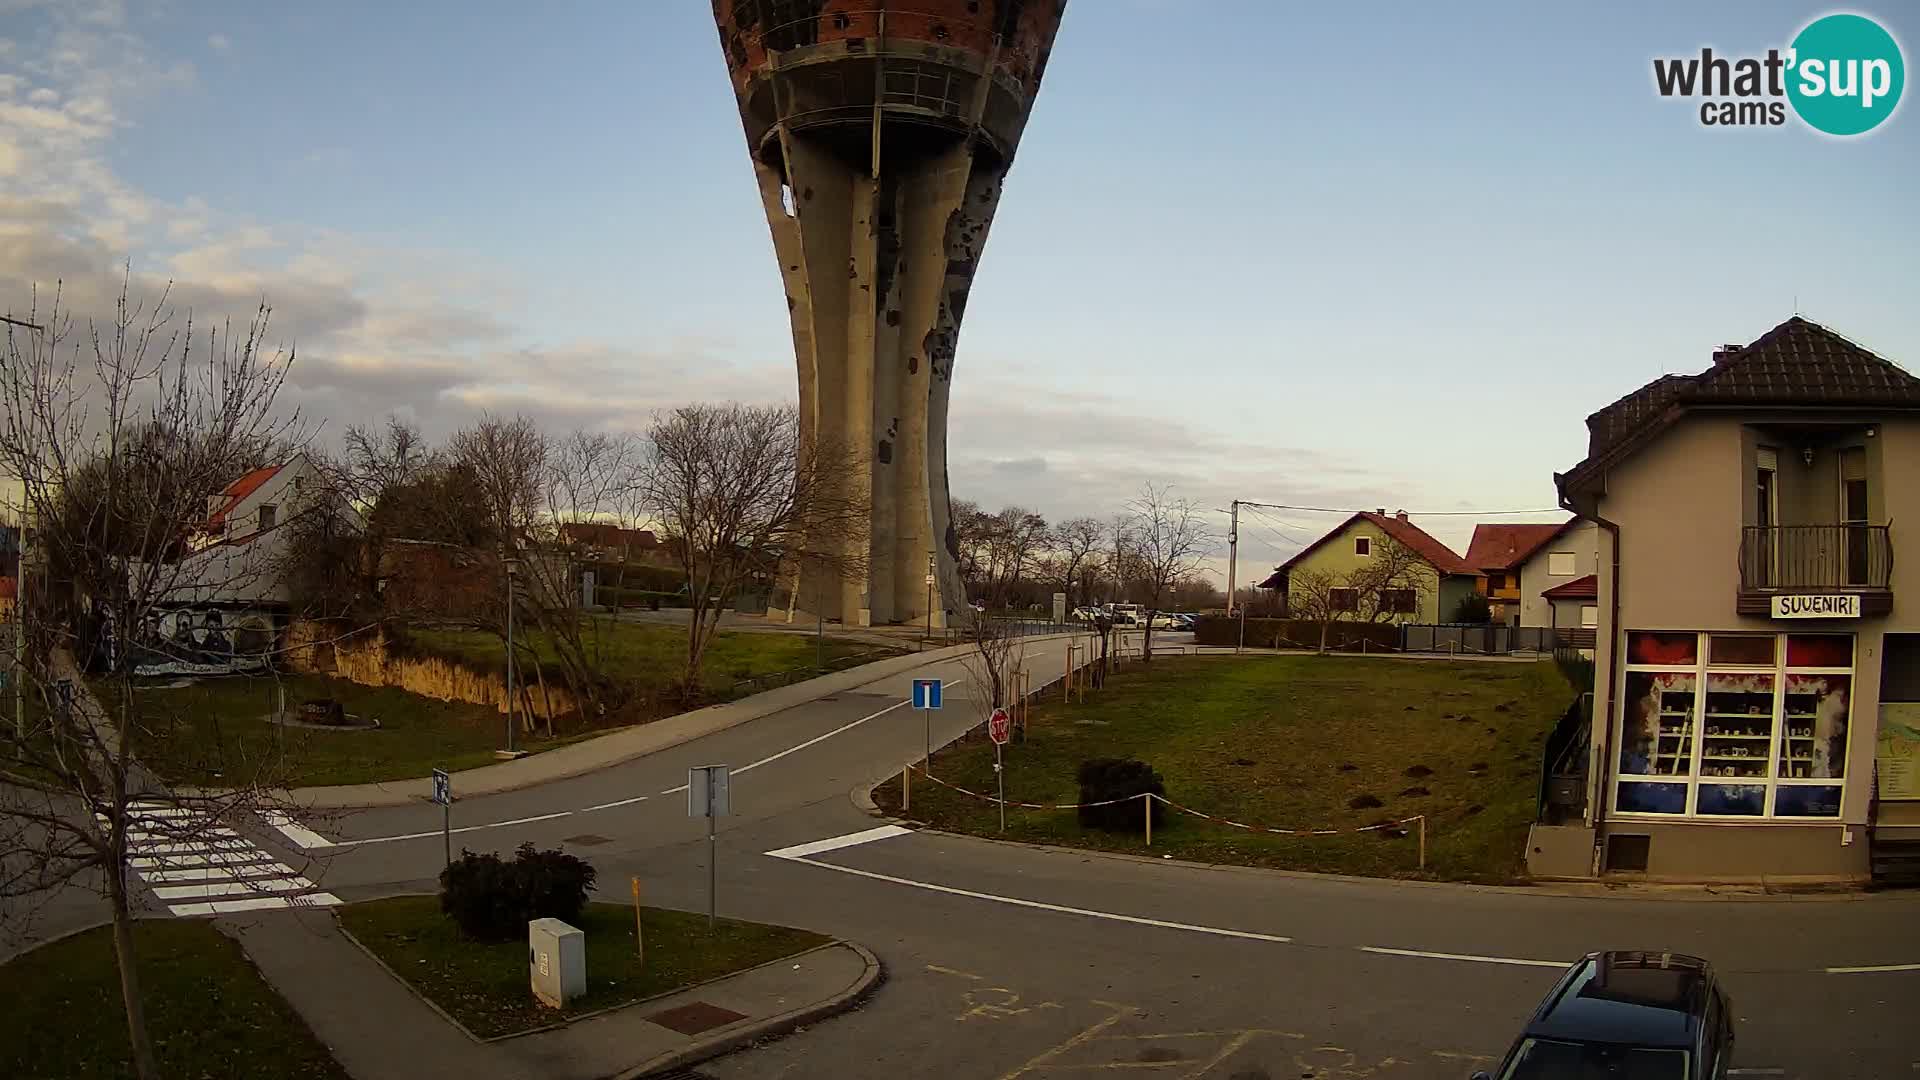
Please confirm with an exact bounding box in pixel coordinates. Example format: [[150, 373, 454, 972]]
[[988, 707, 1011, 832], [912, 678, 943, 767], [430, 767, 452, 866], [688, 764, 731, 928]]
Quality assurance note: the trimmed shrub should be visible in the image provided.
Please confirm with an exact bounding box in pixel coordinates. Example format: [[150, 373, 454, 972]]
[[439, 842, 598, 941], [1076, 758, 1165, 832]]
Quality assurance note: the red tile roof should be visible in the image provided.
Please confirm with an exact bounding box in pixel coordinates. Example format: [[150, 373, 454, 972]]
[[1541, 574, 1598, 600], [1562, 317, 1920, 494], [206, 464, 282, 529], [1463, 522, 1573, 572], [1263, 511, 1479, 586]]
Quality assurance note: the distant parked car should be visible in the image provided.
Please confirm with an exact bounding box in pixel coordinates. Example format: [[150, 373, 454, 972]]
[[1148, 611, 1184, 629], [1473, 951, 1734, 1080]]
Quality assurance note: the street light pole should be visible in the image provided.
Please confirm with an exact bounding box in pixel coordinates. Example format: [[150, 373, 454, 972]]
[[504, 556, 518, 754], [924, 551, 934, 650]]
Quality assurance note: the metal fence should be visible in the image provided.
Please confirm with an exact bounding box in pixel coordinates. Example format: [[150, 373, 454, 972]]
[[1398, 624, 1568, 654], [1740, 524, 1892, 590]]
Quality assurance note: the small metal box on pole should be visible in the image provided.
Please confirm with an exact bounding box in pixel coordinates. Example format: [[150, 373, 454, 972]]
[[688, 764, 731, 929], [528, 917, 586, 1008]]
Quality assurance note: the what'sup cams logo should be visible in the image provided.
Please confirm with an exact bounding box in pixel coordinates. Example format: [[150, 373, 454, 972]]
[[1653, 12, 1904, 135]]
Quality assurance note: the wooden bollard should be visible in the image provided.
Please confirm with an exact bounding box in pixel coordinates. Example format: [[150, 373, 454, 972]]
[[1143, 792, 1152, 846]]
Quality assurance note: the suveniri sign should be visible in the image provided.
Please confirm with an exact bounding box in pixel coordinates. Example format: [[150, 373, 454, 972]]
[[1771, 594, 1862, 619]]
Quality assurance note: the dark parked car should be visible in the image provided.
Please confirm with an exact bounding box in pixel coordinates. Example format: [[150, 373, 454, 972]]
[[1474, 951, 1734, 1079]]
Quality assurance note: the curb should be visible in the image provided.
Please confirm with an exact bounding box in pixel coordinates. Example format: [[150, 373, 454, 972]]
[[610, 942, 885, 1080]]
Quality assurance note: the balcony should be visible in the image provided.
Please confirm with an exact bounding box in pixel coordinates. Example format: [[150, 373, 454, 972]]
[[1737, 524, 1893, 616]]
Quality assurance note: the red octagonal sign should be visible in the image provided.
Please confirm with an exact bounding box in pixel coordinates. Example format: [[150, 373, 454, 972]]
[[987, 707, 1011, 746]]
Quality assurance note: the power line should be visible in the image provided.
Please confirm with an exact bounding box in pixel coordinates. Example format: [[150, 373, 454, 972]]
[[1236, 498, 1564, 518]]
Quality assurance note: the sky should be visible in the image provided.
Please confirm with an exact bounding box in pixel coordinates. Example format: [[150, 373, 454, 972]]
[[2, 0, 1916, 580]]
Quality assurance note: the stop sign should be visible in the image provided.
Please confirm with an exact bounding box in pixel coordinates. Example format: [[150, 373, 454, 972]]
[[987, 707, 1011, 746]]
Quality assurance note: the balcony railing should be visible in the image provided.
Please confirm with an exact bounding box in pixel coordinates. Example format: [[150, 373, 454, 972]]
[[1739, 524, 1893, 592]]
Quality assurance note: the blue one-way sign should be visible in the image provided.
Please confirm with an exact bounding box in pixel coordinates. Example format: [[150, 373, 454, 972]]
[[911, 678, 943, 710]]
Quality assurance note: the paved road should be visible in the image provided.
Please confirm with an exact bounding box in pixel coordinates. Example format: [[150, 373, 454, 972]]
[[107, 634, 1920, 1077]]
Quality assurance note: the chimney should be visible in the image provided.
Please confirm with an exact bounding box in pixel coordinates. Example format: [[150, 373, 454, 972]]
[[1395, 510, 1409, 522], [1375, 507, 1386, 516], [1712, 343, 1743, 366]]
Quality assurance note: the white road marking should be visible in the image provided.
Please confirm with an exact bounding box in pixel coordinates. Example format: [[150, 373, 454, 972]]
[[580, 796, 649, 812], [130, 839, 255, 856], [769, 850, 1292, 944], [142, 863, 296, 884], [736, 681, 968, 776], [263, 811, 333, 850], [168, 892, 342, 917], [325, 670, 974, 844], [1826, 962, 1920, 974], [325, 810, 575, 849], [127, 807, 195, 819], [128, 826, 239, 843], [152, 877, 316, 901], [1358, 946, 1568, 969], [132, 852, 277, 870], [765, 825, 912, 860]]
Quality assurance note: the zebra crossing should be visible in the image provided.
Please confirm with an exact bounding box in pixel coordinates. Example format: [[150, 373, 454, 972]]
[[102, 802, 341, 917]]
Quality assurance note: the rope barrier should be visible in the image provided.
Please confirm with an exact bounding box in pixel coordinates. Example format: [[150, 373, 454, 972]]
[[903, 764, 1427, 839]]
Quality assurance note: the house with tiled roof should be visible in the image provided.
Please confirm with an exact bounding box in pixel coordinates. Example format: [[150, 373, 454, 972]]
[[1258, 510, 1482, 625], [1534, 316, 1920, 885], [1464, 521, 1573, 624]]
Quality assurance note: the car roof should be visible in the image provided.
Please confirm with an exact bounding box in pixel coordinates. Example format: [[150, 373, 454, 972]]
[[1524, 951, 1713, 1050]]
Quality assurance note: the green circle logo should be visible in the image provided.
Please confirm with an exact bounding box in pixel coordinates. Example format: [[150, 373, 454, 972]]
[[1787, 13, 1905, 136]]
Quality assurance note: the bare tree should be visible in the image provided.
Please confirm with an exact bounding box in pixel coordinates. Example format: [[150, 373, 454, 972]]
[[1, 280, 314, 1080], [959, 610, 1024, 736], [979, 506, 1048, 611], [641, 403, 865, 699], [1124, 483, 1213, 662], [1051, 517, 1104, 610]]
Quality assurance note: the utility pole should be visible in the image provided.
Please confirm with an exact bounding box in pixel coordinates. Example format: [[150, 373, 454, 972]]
[[1225, 500, 1239, 618]]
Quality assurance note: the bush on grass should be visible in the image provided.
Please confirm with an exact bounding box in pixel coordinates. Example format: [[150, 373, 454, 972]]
[[1076, 758, 1164, 832], [439, 842, 598, 941]]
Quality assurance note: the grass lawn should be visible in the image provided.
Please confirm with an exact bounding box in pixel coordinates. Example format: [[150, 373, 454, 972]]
[[409, 619, 895, 703], [875, 655, 1576, 883], [339, 896, 831, 1039], [97, 673, 558, 788], [0, 920, 346, 1080]]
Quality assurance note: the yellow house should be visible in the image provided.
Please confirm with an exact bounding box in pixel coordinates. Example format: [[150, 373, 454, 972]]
[[1259, 510, 1483, 624]]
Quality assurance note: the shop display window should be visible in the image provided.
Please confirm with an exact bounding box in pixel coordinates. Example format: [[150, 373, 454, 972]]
[[1618, 671, 1695, 777], [1785, 634, 1852, 668], [1708, 634, 1774, 667], [1699, 672, 1773, 781], [1772, 785, 1842, 818], [1628, 632, 1697, 666], [1615, 631, 1854, 821], [1696, 784, 1766, 816]]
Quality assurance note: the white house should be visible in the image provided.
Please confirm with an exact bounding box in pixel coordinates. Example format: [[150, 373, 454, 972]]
[[1515, 517, 1602, 634]]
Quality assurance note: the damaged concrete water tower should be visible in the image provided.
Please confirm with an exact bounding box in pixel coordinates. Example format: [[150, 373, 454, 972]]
[[713, 1, 1067, 627]]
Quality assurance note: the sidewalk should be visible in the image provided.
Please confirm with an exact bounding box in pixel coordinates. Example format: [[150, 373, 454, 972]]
[[284, 631, 1087, 810], [221, 906, 881, 1080]]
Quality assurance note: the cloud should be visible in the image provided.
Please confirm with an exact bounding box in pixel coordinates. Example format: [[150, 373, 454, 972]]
[[207, 33, 230, 53]]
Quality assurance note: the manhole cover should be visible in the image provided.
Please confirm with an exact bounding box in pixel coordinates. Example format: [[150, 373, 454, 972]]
[[647, 1001, 749, 1036], [562, 834, 611, 846]]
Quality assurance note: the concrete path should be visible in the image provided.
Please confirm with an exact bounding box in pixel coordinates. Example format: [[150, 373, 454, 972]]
[[285, 632, 1085, 810], [220, 905, 879, 1080]]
